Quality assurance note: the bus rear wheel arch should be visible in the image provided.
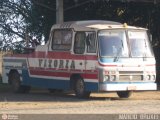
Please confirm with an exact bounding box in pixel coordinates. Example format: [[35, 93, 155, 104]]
[[8, 70, 30, 93]]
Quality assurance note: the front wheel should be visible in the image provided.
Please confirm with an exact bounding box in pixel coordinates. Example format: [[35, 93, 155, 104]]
[[74, 77, 91, 98], [117, 91, 132, 98]]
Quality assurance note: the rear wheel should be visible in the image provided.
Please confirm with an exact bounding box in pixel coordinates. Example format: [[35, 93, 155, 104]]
[[74, 77, 90, 98], [9, 71, 30, 93], [117, 91, 132, 98]]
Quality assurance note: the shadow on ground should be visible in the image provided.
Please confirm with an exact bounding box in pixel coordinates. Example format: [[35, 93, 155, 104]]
[[0, 84, 123, 102], [0, 84, 160, 102]]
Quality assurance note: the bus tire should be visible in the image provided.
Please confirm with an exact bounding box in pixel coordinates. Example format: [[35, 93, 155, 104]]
[[117, 91, 132, 98], [9, 71, 30, 93], [74, 77, 91, 98]]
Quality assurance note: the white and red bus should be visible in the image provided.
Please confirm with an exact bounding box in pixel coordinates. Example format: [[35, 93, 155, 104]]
[[2, 20, 157, 98]]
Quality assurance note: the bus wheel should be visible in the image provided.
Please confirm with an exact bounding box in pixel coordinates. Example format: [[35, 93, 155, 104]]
[[74, 77, 90, 98], [9, 71, 30, 93], [117, 91, 132, 98]]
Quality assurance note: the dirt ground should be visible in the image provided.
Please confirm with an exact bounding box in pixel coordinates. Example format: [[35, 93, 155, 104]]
[[0, 87, 160, 114]]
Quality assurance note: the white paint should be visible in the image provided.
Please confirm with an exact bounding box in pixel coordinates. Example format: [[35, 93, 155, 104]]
[[4, 62, 22, 67], [86, 24, 145, 30], [28, 58, 97, 71], [99, 83, 157, 91]]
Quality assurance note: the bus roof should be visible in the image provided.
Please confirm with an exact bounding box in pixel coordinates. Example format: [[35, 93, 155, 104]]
[[51, 20, 147, 31]]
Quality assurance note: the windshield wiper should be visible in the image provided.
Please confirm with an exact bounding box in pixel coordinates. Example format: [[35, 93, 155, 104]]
[[143, 39, 147, 61], [113, 47, 122, 62], [143, 52, 147, 61], [113, 39, 124, 62]]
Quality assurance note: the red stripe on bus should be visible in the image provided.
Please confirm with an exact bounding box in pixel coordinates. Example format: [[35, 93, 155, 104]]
[[28, 51, 97, 60], [98, 62, 117, 67], [6, 52, 97, 61], [29, 70, 98, 80], [30, 70, 70, 78], [146, 64, 155, 66], [29, 67, 98, 74]]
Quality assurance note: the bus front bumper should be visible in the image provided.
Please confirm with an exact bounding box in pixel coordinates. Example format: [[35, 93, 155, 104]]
[[99, 82, 157, 91]]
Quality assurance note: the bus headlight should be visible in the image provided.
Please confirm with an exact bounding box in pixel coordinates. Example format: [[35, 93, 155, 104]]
[[150, 75, 155, 81], [110, 75, 116, 81], [104, 75, 116, 82], [146, 75, 150, 80], [104, 75, 109, 81]]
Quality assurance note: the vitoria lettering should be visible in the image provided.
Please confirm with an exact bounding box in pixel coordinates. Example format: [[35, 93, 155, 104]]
[[39, 59, 75, 69]]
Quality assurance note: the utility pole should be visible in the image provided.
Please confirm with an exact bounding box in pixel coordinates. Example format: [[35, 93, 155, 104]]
[[56, 0, 64, 24]]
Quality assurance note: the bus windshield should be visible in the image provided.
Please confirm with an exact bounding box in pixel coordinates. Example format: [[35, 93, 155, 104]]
[[128, 30, 154, 57], [98, 29, 154, 58], [98, 30, 129, 57]]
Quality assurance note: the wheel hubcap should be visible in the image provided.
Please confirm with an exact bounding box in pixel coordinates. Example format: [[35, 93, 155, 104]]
[[77, 79, 84, 94]]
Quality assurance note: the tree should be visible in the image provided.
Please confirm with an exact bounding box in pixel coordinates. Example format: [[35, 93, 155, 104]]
[[0, 0, 29, 52], [0, 0, 47, 52], [0, 0, 160, 53]]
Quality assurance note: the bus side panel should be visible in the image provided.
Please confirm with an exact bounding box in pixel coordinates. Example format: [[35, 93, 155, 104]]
[[85, 82, 99, 92], [21, 69, 100, 92], [85, 56, 99, 92], [22, 69, 71, 90], [2, 57, 27, 84]]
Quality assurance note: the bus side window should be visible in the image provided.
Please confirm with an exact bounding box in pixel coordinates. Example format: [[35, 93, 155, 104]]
[[74, 32, 86, 54], [86, 32, 96, 53], [52, 29, 72, 51]]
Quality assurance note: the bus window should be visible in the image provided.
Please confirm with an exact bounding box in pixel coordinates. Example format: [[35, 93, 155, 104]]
[[128, 30, 154, 57], [52, 29, 72, 51], [74, 32, 86, 54], [98, 30, 128, 57], [86, 32, 96, 53]]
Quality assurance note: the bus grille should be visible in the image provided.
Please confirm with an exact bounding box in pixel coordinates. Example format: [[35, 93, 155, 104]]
[[118, 71, 143, 82], [119, 75, 143, 82]]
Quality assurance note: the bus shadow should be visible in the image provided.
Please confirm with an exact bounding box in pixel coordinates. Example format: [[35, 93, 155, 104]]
[[0, 85, 160, 102], [0, 90, 126, 102]]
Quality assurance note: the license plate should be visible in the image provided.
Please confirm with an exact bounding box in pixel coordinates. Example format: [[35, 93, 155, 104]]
[[127, 86, 136, 90]]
